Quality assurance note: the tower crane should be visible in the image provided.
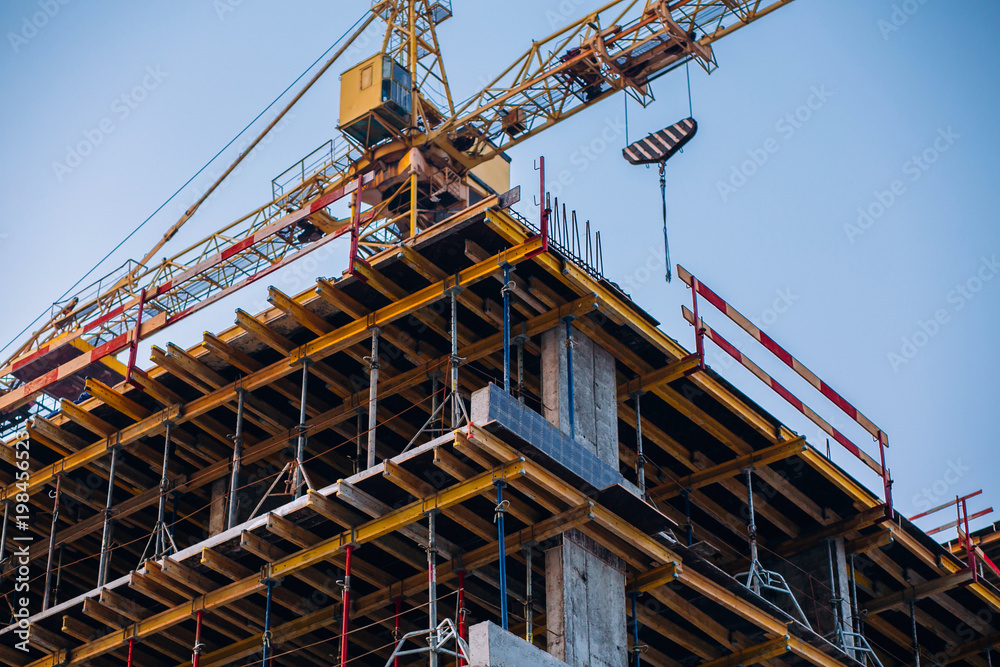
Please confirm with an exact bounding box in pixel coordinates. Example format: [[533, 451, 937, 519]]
[[0, 0, 797, 432]]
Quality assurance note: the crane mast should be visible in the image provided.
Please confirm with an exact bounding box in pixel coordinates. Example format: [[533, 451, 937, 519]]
[[0, 0, 797, 433]]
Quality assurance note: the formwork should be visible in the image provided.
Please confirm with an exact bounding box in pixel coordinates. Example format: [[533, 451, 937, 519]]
[[2, 196, 999, 667]]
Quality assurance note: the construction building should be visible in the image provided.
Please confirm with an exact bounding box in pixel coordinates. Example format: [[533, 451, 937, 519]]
[[2, 1, 999, 666]]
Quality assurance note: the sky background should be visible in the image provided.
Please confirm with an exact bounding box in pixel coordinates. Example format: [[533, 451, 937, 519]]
[[1, 0, 998, 537]]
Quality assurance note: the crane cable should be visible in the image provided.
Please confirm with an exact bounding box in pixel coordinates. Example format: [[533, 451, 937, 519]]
[[661, 60, 695, 284]]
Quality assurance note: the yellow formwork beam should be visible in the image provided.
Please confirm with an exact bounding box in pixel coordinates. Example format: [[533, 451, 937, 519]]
[[461, 424, 852, 667], [23, 459, 527, 667], [697, 636, 791, 667], [3, 236, 542, 501], [648, 437, 806, 500]]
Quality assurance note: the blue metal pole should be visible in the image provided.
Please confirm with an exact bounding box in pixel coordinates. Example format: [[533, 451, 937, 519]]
[[563, 317, 575, 440], [495, 480, 509, 630], [630, 593, 641, 667], [502, 265, 511, 394], [262, 579, 274, 666]]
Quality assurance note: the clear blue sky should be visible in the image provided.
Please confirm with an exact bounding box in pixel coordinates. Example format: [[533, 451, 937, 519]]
[[1, 0, 998, 535]]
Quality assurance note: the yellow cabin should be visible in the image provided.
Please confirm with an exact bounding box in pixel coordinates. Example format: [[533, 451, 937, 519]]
[[338, 54, 412, 147]]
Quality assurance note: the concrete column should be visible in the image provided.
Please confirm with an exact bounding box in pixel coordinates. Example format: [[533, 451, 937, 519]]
[[468, 621, 568, 666], [540, 326, 618, 467], [831, 537, 855, 652], [209, 478, 227, 536], [544, 529, 627, 667]]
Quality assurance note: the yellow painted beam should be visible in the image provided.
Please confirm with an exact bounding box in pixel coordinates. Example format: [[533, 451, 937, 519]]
[[697, 636, 791, 667], [4, 237, 542, 501], [25, 460, 526, 666], [648, 437, 806, 500], [617, 354, 701, 401], [864, 570, 974, 615]]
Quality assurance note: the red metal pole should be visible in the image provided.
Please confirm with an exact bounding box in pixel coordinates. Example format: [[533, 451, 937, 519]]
[[348, 177, 363, 276], [457, 569, 468, 666], [393, 596, 402, 667], [962, 498, 977, 582], [691, 276, 705, 370], [126, 637, 135, 667], [340, 544, 354, 667], [878, 431, 892, 519], [539, 157, 549, 252], [192, 609, 204, 667], [126, 288, 147, 390]]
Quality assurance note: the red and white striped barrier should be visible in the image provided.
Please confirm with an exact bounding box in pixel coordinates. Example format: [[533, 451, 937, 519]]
[[678, 265, 893, 514], [677, 265, 886, 445], [681, 306, 883, 476]]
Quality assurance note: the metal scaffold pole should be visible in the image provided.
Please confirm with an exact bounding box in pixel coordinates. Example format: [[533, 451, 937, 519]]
[[501, 263, 512, 394], [524, 546, 533, 644], [427, 510, 439, 667], [341, 543, 355, 667], [262, 579, 274, 667], [294, 360, 312, 497], [97, 442, 120, 588], [192, 609, 205, 667], [227, 388, 245, 530], [448, 288, 468, 429], [141, 421, 178, 564], [495, 480, 509, 631], [367, 328, 381, 469], [514, 323, 527, 404], [632, 390, 646, 498], [563, 317, 576, 439], [630, 592, 642, 667], [457, 569, 468, 665], [42, 475, 61, 611]]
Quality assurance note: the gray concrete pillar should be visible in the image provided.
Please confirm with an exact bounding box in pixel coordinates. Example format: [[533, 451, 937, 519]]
[[544, 529, 627, 667], [831, 537, 855, 653], [540, 325, 618, 467]]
